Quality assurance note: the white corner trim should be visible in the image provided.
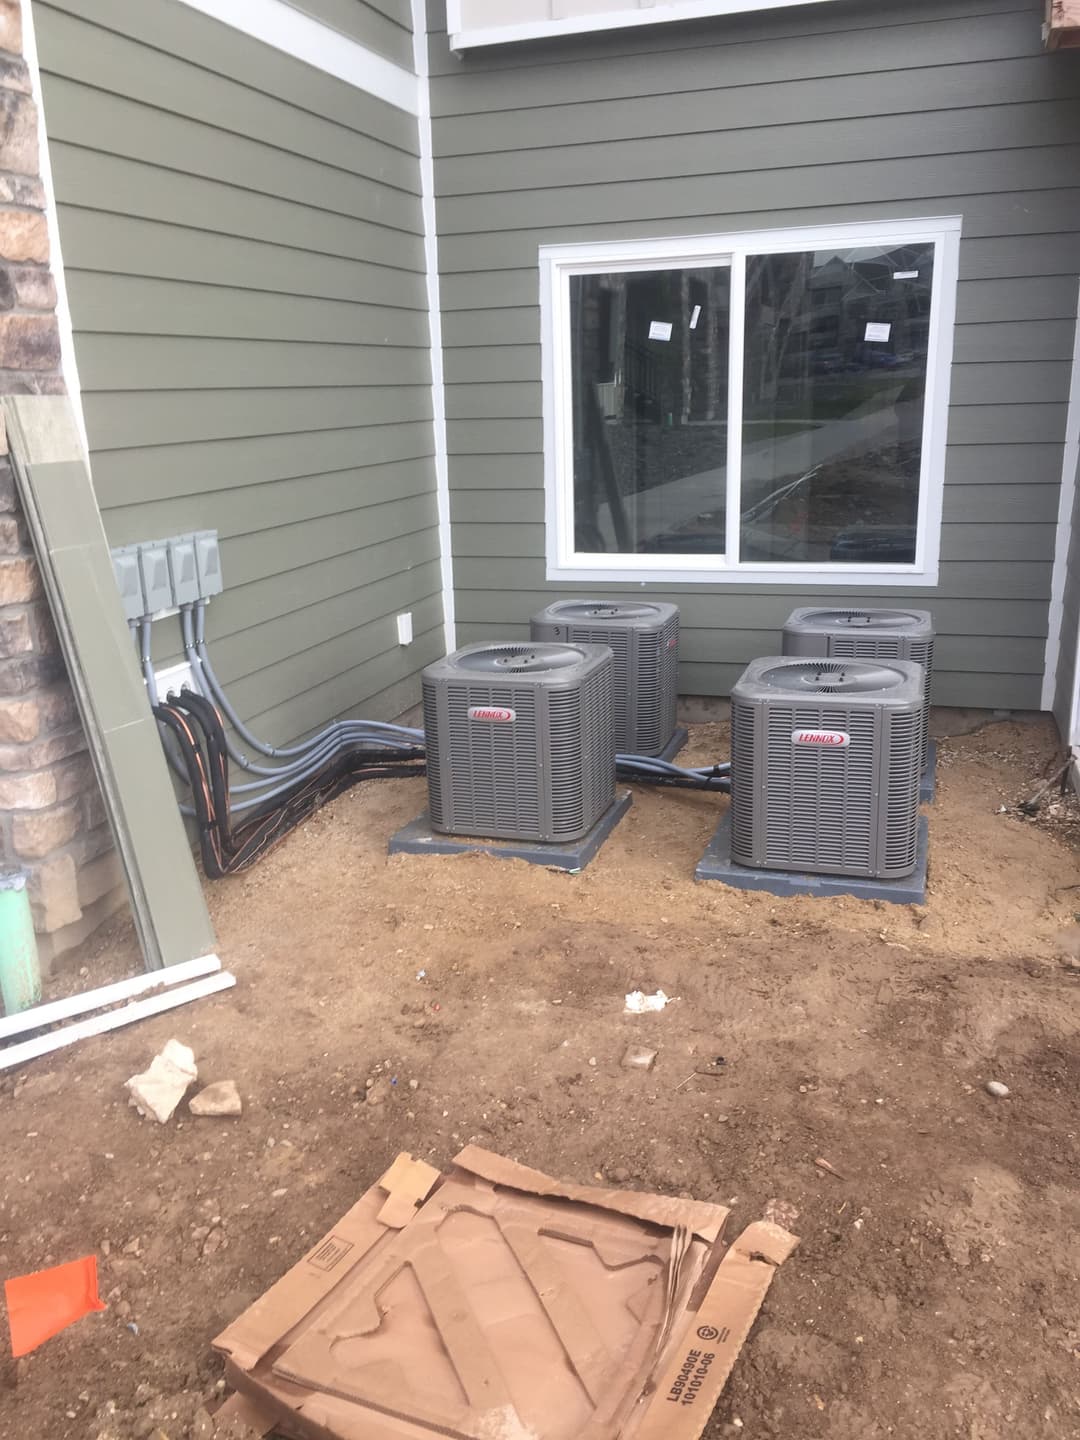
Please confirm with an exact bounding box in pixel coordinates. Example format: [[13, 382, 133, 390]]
[[448, 0, 841, 51], [1041, 281, 1080, 714], [19, 0, 90, 463], [540, 215, 960, 589], [175, 0, 419, 114], [412, 0, 455, 656]]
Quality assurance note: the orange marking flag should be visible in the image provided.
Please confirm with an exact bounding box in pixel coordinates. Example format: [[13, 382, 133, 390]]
[[5, 1255, 107, 1357]]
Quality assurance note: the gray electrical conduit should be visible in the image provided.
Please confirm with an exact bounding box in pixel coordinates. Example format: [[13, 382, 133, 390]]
[[178, 607, 420, 790], [185, 605, 722, 786], [190, 604, 423, 757], [159, 606, 720, 813]]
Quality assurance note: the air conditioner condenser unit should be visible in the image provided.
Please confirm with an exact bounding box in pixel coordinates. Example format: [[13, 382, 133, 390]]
[[421, 641, 615, 844], [529, 600, 679, 756], [730, 656, 925, 880], [782, 607, 934, 771]]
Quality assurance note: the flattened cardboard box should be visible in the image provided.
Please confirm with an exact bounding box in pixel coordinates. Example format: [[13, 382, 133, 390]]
[[213, 1147, 796, 1440]]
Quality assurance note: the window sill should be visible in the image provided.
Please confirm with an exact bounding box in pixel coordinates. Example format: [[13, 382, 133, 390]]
[[448, 0, 842, 52], [545, 561, 940, 588]]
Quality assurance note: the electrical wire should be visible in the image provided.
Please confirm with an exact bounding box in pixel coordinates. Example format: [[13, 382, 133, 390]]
[[173, 605, 421, 790], [155, 689, 425, 877]]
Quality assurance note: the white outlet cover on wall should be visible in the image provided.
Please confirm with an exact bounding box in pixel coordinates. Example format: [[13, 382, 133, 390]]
[[396, 612, 413, 645]]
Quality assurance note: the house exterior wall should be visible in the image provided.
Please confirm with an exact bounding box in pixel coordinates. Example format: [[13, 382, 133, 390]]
[[428, 0, 1080, 709], [31, 0, 443, 746]]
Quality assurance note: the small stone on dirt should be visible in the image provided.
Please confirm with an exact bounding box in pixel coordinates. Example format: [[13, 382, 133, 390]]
[[621, 1046, 658, 1070], [985, 1080, 1010, 1098], [189, 1080, 242, 1117]]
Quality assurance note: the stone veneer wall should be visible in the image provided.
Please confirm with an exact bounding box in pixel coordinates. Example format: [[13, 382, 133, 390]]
[[0, 0, 124, 970]]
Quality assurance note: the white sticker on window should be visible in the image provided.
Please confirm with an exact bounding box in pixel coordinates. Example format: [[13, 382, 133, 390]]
[[864, 322, 891, 343], [648, 320, 673, 342], [689, 304, 702, 330], [893, 270, 919, 280]]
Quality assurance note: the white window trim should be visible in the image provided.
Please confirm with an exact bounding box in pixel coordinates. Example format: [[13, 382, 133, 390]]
[[540, 216, 962, 588], [447, 0, 841, 52]]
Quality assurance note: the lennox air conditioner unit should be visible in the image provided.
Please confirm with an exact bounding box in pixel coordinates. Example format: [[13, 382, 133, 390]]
[[782, 607, 935, 770], [730, 657, 925, 879], [529, 600, 679, 755], [422, 641, 615, 844]]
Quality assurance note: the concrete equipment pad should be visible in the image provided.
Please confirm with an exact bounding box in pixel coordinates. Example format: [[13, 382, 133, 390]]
[[389, 790, 632, 871], [695, 812, 929, 905]]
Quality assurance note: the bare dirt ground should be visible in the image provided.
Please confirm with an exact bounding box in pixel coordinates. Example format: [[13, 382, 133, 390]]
[[1, 718, 1080, 1440]]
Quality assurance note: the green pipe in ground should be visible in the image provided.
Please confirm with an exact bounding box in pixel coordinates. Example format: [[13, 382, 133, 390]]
[[0, 871, 40, 1016]]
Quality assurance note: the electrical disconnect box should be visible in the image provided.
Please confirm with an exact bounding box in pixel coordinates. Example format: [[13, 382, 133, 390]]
[[194, 532, 222, 598], [167, 536, 200, 607], [112, 548, 143, 623], [110, 531, 224, 620], [138, 544, 172, 617]]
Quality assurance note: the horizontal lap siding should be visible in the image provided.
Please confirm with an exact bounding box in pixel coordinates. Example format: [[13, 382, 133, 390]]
[[429, 0, 1080, 710], [35, 0, 441, 741]]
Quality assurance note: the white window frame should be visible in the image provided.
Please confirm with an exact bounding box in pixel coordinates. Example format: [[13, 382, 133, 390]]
[[540, 216, 962, 587], [447, 0, 843, 52]]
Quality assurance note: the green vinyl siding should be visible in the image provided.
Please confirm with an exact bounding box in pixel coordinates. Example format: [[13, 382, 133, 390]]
[[429, 0, 1080, 710], [34, 0, 440, 741]]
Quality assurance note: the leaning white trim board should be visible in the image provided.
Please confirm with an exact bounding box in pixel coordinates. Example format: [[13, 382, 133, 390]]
[[0, 971, 236, 1071], [174, 0, 419, 114], [0, 952, 221, 1042]]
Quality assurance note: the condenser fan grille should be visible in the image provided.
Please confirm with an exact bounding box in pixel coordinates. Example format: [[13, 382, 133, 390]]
[[554, 602, 663, 621], [802, 609, 924, 630], [761, 660, 908, 695], [455, 644, 584, 674]]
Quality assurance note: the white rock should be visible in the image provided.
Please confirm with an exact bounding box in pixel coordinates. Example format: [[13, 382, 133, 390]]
[[125, 1040, 197, 1124], [985, 1080, 1010, 1098], [189, 1079, 242, 1117]]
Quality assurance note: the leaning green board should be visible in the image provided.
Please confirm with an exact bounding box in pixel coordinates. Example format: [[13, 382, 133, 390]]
[[4, 396, 216, 972]]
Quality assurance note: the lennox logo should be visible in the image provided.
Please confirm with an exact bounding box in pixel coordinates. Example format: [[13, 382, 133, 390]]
[[468, 705, 515, 722], [792, 728, 850, 748]]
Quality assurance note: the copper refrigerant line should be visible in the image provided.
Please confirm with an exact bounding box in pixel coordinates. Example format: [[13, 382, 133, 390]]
[[139, 600, 731, 875]]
